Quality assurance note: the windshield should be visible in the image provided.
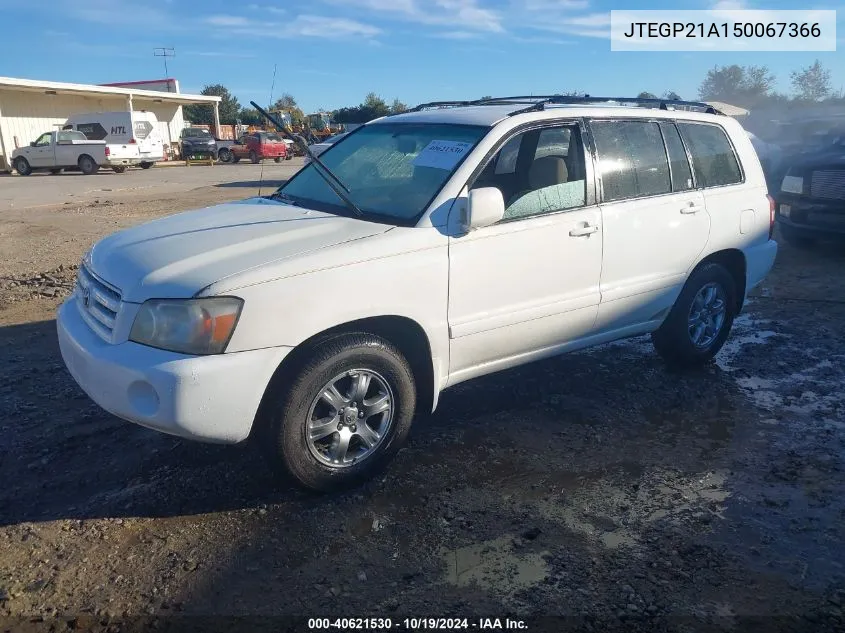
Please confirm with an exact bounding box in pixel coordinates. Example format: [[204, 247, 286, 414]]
[[184, 128, 211, 138], [279, 123, 487, 225]]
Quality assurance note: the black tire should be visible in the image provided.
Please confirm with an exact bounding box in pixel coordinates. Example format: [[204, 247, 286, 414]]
[[78, 155, 98, 175], [14, 157, 32, 176], [112, 166, 127, 174], [49, 168, 63, 175], [779, 223, 816, 248], [139, 162, 153, 169], [652, 262, 737, 368], [264, 333, 417, 492], [249, 150, 260, 164], [218, 148, 233, 164]]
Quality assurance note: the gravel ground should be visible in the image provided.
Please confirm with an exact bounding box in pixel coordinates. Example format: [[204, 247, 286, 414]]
[[0, 188, 843, 632]]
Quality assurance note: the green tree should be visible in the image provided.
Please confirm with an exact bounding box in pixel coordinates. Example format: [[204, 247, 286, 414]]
[[390, 98, 408, 114], [698, 64, 775, 107], [333, 93, 394, 124], [363, 93, 390, 118], [479, 95, 493, 101], [637, 91, 658, 99], [238, 107, 262, 126], [791, 60, 832, 101], [184, 84, 240, 125], [663, 91, 682, 101]]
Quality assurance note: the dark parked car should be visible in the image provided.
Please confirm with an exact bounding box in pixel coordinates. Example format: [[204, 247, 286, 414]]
[[179, 128, 218, 159], [775, 134, 845, 246]]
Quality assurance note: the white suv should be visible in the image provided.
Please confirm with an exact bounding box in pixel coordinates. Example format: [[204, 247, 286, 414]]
[[57, 96, 778, 491]]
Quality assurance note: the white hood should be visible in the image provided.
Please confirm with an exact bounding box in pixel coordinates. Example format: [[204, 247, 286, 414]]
[[88, 198, 392, 302]]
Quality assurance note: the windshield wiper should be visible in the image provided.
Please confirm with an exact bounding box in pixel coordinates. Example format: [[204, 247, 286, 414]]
[[266, 191, 299, 205], [250, 101, 363, 217]]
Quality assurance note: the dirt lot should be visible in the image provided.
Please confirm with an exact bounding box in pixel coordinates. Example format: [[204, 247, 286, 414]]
[[0, 180, 843, 632]]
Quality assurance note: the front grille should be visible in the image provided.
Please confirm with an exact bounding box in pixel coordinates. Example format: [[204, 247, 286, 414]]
[[76, 265, 122, 342], [810, 169, 845, 200]]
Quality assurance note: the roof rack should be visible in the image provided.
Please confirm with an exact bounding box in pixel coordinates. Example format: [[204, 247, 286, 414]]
[[406, 95, 723, 116]]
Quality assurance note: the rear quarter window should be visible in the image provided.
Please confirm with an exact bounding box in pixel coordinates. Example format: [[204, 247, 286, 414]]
[[678, 122, 742, 188]]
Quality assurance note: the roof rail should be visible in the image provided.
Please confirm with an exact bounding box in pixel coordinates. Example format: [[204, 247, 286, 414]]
[[405, 95, 724, 116]]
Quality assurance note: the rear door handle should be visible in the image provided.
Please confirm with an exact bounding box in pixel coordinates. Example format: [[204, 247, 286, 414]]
[[569, 223, 600, 237], [681, 204, 703, 214]]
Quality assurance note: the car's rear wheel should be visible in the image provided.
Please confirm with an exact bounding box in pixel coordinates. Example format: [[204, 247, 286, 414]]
[[139, 162, 153, 169], [652, 262, 737, 367], [249, 150, 260, 164], [218, 148, 233, 163], [78, 155, 98, 175], [779, 224, 816, 248], [14, 157, 32, 176], [263, 333, 416, 492]]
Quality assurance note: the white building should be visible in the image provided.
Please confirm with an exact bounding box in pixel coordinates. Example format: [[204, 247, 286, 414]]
[[0, 76, 221, 171]]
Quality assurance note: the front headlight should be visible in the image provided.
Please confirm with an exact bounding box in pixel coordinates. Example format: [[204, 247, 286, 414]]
[[129, 297, 243, 355]]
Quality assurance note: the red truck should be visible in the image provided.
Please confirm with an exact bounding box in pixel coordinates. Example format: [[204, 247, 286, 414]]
[[221, 132, 289, 164]]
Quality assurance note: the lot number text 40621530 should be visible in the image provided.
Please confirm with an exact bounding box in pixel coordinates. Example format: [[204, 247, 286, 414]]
[[307, 617, 529, 630]]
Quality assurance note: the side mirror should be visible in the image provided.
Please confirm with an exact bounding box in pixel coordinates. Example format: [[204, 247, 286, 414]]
[[465, 187, 505, 230], [30, 141, 37, 147]]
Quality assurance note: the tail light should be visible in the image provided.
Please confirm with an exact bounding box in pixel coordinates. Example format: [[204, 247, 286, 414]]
[[104, 146, 110, 157], [129, 138, 137, 144], [766, 194, 775, 240]]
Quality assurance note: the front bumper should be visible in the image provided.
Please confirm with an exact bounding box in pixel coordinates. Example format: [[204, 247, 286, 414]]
[[182, 145, 217, 157], [56, 299, 291, 444]]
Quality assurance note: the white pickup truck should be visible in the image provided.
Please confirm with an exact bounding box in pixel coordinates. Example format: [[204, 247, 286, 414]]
[[12, 130, 111, 176]]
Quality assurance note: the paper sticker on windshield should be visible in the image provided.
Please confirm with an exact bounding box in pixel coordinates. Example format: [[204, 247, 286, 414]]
[[412, 140, 473, 170]]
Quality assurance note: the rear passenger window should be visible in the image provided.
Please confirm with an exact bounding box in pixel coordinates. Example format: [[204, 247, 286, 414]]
[[659, 123, 694, 191], [591, 120, 671, 202], [678, 122, 742, 187]]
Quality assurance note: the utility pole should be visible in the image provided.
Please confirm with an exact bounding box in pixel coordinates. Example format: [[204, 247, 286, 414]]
[[153, 48, 176, 90]]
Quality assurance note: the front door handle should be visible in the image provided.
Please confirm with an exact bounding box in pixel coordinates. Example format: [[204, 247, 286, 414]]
[[569, 223, 600, 237], [681, 203, 703, 214]]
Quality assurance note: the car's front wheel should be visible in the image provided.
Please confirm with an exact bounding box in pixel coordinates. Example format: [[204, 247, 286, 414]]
[[264, 333, 417, 492], [14, 157, 32, 176], [218, 148, 233, 163], [652, 262, 737, 367]]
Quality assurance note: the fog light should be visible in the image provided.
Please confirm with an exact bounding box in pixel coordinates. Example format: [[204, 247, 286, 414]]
[[128, 380, 160, 417]]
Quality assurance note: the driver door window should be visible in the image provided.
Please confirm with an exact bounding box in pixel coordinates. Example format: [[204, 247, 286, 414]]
[[471, 124, 587, 222], [34, 133, 52, 147]]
